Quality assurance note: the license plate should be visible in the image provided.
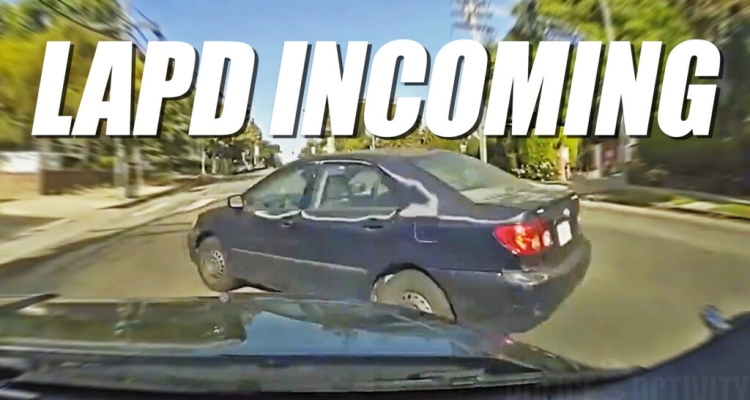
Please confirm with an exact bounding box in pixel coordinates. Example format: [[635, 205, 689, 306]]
[[556, 220, 572, 246]]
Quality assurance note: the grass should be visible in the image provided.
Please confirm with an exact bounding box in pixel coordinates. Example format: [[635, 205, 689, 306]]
[[711, 204, 750, 219], [667, 196, 697, 206], [588, 187, 750, 221], [595, 188, 677, 207]]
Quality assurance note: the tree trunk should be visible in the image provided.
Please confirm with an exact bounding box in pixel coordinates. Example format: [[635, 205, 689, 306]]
[[133, 143, 143, 189], [200, 143, 206, 175]]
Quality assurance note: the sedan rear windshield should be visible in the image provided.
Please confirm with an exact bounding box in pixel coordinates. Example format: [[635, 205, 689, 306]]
[[412, 152, 534, 199]]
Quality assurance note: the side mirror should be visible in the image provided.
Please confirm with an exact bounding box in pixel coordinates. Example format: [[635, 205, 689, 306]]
[[227, 195, 244, 210]]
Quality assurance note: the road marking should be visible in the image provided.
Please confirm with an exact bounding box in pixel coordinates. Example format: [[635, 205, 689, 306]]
[[175, 198, 218, 214], [132, 202, 169, 217]]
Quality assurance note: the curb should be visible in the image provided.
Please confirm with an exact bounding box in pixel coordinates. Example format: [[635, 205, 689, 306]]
[[104, 185, 188, 210]]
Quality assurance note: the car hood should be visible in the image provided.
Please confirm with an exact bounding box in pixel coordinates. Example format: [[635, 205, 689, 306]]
[[0, 293, 592, 373]]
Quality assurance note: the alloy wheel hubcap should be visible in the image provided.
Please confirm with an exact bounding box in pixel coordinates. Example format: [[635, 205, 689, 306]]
[[401, 291, 433, 313], [202, 250, 225, 279]]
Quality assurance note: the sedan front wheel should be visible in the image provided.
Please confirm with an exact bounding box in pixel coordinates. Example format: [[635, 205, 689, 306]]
[[196, 237, 243, 292]]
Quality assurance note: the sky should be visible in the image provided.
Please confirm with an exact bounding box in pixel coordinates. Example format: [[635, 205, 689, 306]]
[[130, 0, 516, 162]]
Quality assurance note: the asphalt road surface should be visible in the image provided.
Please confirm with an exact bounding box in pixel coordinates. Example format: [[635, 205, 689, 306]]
[[0, 202, 749, 369]]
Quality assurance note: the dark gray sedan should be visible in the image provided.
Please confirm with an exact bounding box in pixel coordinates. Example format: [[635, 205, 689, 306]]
[[188, 149, 591, 333]]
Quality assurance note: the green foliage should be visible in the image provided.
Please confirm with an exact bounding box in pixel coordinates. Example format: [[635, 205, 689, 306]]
[[513, 160, 558, 181], [0, 0, 279, 173], [505, 0, 750, 191]]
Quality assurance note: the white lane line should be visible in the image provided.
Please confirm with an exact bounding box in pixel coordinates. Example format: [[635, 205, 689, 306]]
[[132, 202, 169, 217], [174, 198, 218, 214]]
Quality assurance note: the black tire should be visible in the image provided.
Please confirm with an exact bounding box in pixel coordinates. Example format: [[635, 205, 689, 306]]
[[196, 237, 243, 292], [371, 269, 455, 322]]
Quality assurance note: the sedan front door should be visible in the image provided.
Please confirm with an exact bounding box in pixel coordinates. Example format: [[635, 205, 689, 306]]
[[226, 163, 318, 291], [279, 162, 410, 300]]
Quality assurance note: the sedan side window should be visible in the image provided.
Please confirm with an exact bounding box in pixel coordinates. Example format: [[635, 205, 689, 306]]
[[244, 166, 317, 212], [313, 164, 400, 210]]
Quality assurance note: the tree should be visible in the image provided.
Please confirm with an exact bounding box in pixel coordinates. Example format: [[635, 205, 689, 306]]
[[299, 139, 324, 158], [331, 100, 371, 152], [329, 100, 436, 151], [520, 0, 750, 191], [0, 19, 104, 149]]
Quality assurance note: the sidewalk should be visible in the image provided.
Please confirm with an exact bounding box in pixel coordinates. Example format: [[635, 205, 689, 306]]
[[0, 170, 274, 270], [0, 169, 270, 220], [0, 185, 176, 219]]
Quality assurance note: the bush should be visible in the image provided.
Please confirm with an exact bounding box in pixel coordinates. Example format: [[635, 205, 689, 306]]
[[513, 160, 558, 181], [97, 156, 115, 169]]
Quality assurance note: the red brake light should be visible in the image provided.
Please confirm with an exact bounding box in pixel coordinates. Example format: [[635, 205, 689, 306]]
[[493, 218, 552, 256]]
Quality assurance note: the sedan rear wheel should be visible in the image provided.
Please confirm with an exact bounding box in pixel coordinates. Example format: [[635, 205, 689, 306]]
[[371, 269, 455, 322], [196, 237, 243, 292]]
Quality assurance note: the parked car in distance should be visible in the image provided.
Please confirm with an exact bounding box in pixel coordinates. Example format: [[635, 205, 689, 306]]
[[188, 149, 591, 333]]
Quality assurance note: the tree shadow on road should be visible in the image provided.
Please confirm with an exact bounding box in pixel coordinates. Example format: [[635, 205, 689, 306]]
[[133, 229, 189, 238], [0, 232, 124, 286]]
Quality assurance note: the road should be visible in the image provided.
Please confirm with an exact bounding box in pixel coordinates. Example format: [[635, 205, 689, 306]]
[[0, 200, 749, 369]]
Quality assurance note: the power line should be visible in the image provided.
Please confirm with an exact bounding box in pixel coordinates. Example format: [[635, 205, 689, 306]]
[[37, 0, 118, 37]]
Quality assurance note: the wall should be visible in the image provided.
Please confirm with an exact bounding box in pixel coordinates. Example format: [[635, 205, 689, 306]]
[[0, 173, 40, 201], [0, 170, 113, 200]]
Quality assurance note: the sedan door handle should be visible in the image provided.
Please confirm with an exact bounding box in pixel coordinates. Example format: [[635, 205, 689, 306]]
[[280, 220, 295, 228], [362, 224, 383, 231]]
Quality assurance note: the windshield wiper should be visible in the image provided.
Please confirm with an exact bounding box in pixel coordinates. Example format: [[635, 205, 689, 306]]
[[0, 294, 58, 314], [352, 366, 639, 392], [352, 369, 545, 391]]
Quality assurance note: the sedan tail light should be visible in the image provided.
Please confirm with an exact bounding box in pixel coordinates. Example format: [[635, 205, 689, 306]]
[[493, 218, 552, 256]]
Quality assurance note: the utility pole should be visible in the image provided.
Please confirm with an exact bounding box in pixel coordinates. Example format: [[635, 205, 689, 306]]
[[115, 0, 132, 197], [597, 0, 630, 185], [368, 130, 376, 150], [524, 0, 628, 184], [113, 0, 163, 197], [324, 124, 335, 154], [451, 0, 499, 163]]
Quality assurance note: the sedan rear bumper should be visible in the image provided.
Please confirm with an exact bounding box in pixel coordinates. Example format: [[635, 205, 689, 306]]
[[430, 237, 591, 334]]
